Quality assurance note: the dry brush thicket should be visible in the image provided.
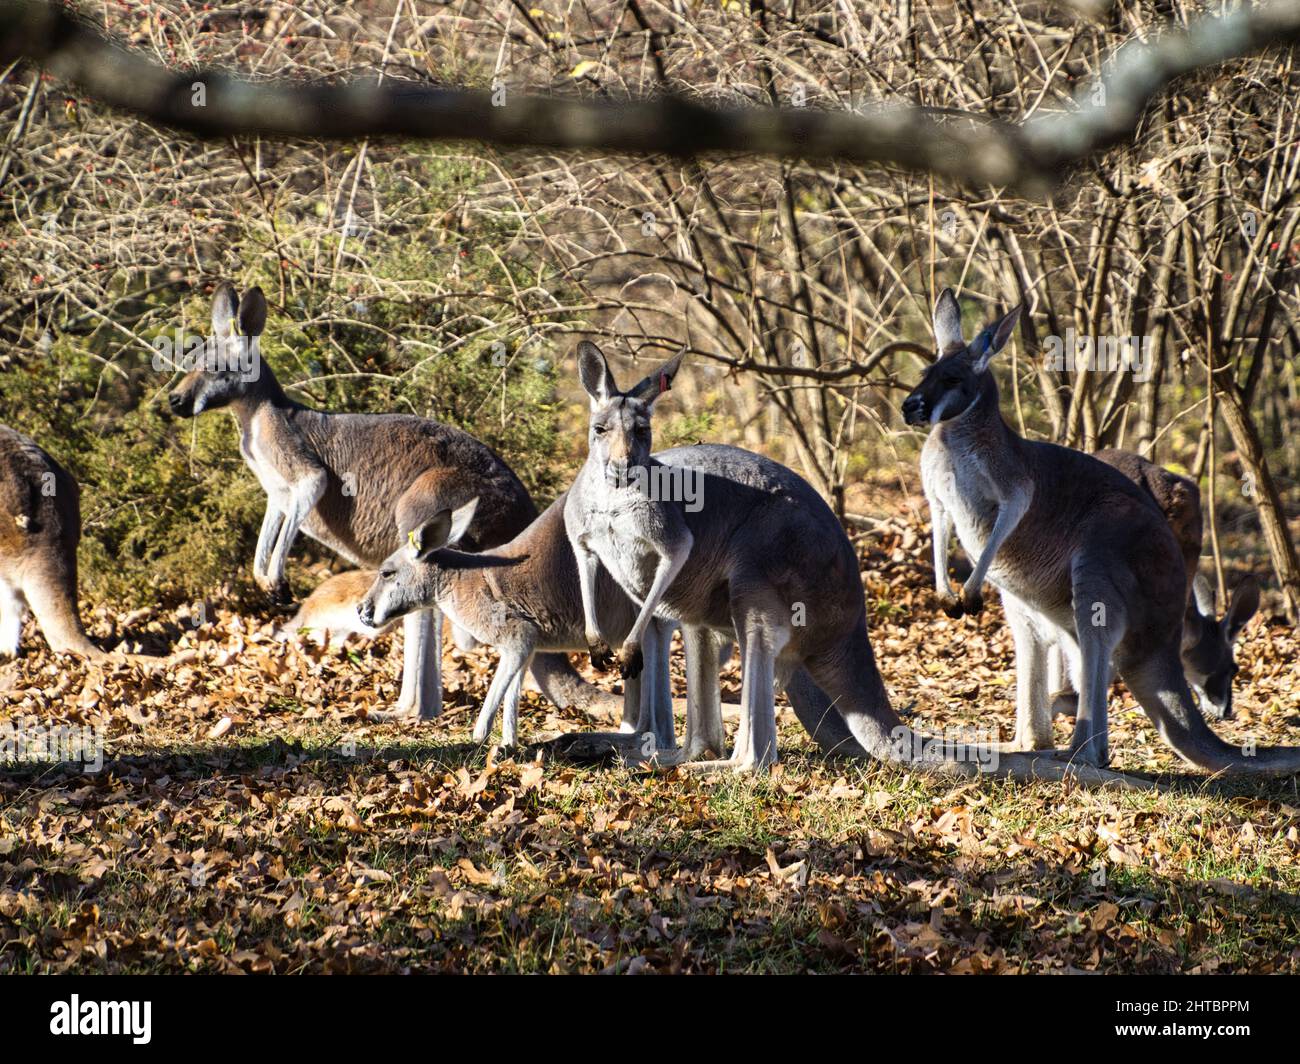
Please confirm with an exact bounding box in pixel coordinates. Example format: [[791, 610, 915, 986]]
[[3, 0, 1300, 617]]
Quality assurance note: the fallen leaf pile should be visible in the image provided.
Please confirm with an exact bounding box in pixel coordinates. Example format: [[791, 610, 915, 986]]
[[1, 488, 1298, 973]]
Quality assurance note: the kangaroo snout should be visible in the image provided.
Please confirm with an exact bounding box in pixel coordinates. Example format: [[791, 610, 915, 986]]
[[167, 389, 195, 417], [356, 600, 376, 628], [901, 394, 927, 426]]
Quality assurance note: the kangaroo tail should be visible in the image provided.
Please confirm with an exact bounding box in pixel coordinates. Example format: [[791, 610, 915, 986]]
[[529, 651, 623, 715], [1122, 647, 1300, 776], [805, 614, 1149, 790], [24, 564, 107, 662]]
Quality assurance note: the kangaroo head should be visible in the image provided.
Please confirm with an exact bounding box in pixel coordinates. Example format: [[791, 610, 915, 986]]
[[167, 283, 267, 417], [357, 498, 478, 628], [902, 288, 1021, 426], [576, 341, 683, 486], [1183, 575, 1260, 719]]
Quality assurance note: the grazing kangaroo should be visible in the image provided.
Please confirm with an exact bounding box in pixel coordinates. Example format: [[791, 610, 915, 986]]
[[903, 288, 1299, 774], [357, 492, 693, 751], [166, 282, 599, 719], [1045, 450, 1259, 722], [278, 570, 396, 646], [559, 342, 1132, 783], [0, 425, 106, 660]]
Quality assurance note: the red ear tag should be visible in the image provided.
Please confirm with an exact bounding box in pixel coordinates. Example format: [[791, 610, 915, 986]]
[[658, 371, 669, 394]]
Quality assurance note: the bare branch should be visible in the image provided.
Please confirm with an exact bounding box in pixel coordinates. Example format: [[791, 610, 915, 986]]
[[3, 0, 1300, 193]]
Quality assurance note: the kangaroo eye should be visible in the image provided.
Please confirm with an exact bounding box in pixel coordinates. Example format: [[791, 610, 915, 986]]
[[593, 424, 609, 435], [380, 568, 396, 580]]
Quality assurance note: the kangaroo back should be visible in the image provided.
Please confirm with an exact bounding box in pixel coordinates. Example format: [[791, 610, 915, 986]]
[[1093, 449, 1201, 589]]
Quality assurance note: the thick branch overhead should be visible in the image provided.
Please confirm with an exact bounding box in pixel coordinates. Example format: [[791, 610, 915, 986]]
[[2, 0, 1299, 193]]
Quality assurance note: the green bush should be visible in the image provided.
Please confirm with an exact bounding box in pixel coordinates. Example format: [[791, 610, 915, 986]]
[[0, 151, 568, 606]]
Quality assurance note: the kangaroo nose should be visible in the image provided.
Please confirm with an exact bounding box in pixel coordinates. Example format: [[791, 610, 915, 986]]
[[901, 395, 925, 424], [357, 602, 375, 627], [167, 391, 188, 414]]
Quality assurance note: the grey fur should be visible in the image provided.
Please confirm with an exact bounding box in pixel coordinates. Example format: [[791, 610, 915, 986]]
[[560, 343, 1129, 783], [1046, 450, 1259, 722], [904, 288, 1299, 776]]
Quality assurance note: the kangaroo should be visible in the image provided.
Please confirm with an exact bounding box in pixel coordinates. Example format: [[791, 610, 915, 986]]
[[278, 570, 396, 646], [0, 425, 107, 661], [559, 342, 1135, 783], [903, 287, 1300, 775], [165, 282, 602, 720], [1045, 450, 1259, 722], [357, 492, 699, 751]]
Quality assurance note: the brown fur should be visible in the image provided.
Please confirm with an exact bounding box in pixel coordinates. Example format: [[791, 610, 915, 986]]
[[0, 425, 103, 659]]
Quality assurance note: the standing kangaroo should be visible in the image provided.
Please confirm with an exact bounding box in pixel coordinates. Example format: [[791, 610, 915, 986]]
[[559, 342, 1132, 783], [1045, 450, 1259, 722], [359, 468, 891, 762], [357, 492, 694, 752], [166, 282, 596, 719], [0, 425, 106, 660], [903, 288, 1300, 774]]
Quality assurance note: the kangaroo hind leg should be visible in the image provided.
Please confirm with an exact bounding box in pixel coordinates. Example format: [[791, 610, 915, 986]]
[[998, 593, 1057, 752], [683, 607, 788, 775], [1064, 572, 1126, 768]]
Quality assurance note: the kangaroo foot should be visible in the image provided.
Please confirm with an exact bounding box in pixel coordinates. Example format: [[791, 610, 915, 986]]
[[366, 702, 440, 724], [1057, 737, 1109, 769], [676, 749, 776, 775], [990, 738, 1061, 754], [256, 573, 294, 606], [936, 589, 964, 618]]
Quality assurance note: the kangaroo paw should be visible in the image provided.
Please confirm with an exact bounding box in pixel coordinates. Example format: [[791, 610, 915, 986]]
[[617, 642, 643, 679], [587, 639, 616, 672]]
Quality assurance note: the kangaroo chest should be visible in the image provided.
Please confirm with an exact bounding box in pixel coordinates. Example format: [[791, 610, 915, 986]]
[[585, 499, 664, 606], [240, 419, 362, 564], [240, 421, 293, 507], [922, 436, 999, 557]]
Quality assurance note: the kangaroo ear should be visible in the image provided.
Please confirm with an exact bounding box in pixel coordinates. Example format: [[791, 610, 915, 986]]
[[969, 304, 1022, 373], [407, 512, 452, 561], [1224, 577, 1260, 641], [447, 497, 478, 547], [627, 351, 684, 406], [239, 287, 268, 338], [933, 288, 965, 355], [577, 341, 618, 406], [1193, 573, 1217, 617], [212, 282, 239, 341]]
